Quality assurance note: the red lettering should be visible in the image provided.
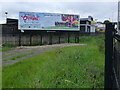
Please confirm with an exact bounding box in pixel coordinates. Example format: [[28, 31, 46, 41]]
[[21, 15, 40, 21]]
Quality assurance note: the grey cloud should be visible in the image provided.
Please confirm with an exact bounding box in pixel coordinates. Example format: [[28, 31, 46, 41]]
[[0, 2, 118, 23]]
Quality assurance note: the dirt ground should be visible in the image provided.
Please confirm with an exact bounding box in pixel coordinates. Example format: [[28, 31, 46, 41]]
[[2, 43, 86, 66]]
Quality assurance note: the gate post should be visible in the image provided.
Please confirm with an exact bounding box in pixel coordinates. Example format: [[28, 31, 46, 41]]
[[105, 23, 114, 88]]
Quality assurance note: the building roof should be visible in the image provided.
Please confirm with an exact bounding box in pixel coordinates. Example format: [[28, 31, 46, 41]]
[[80, 16, 93, 21], [6, 18, 18, 25], [80, 18, 92, 22]]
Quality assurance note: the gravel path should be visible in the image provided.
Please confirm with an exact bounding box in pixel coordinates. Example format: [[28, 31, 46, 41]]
[[2, 43, 86, 66]]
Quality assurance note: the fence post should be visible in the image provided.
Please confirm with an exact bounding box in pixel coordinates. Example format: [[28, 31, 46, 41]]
[[30, 33, 32, 46], [59, 32, 61, 44], [105, 23, 114, 88], [51, 33, 52, 45], [49, 32, 52, 45], [19, 33, 21, 46], [40, 34, 42, 45], [68, 32, 70, 43], [77, 32, 80, 43], [75, 33, 76, 43]]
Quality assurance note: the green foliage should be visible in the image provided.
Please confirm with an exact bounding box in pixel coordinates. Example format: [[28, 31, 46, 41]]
[[103, 20, 110, 24], [2, 43, 16, 47], [2, 44, 17, 52], [2, 35, 105, 88], [32, 42, 43, 46], [22, 43, 42, 46]]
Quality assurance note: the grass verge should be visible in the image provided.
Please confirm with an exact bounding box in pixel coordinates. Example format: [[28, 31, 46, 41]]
[[2, 35, 105, 88]]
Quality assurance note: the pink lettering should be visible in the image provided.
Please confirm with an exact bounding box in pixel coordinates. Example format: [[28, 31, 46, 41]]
[[21, 15, 40, 21]]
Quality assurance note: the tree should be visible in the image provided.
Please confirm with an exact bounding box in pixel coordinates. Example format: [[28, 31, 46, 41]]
[[103, 20, 110, 24]]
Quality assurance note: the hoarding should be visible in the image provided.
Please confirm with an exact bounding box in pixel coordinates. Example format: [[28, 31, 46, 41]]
[[18, 12, 80, 31]]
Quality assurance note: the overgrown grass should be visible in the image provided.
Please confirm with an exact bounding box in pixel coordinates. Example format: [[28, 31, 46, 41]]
[[2, 44, 17, 52], [2, 35, 105, 88], [79, 35, 105, 53]]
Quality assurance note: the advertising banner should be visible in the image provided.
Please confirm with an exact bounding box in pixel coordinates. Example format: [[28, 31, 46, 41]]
[[19, 12, 80, 31]]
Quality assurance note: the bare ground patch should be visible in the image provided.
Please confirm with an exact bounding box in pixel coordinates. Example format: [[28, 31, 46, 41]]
[[2, 43, 86, 66]]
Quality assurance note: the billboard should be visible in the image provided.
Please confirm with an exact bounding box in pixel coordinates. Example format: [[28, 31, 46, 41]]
[[18, 12, 80, 31]]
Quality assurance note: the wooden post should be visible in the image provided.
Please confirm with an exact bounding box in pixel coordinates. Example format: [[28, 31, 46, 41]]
[[105, 23, 114, 88]]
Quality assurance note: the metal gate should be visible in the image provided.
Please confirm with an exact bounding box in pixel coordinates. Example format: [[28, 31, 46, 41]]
[[105, 23, 120, 89]]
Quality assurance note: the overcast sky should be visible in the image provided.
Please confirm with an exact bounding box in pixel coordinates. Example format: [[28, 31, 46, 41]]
[[0, 0, 118, 24]]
